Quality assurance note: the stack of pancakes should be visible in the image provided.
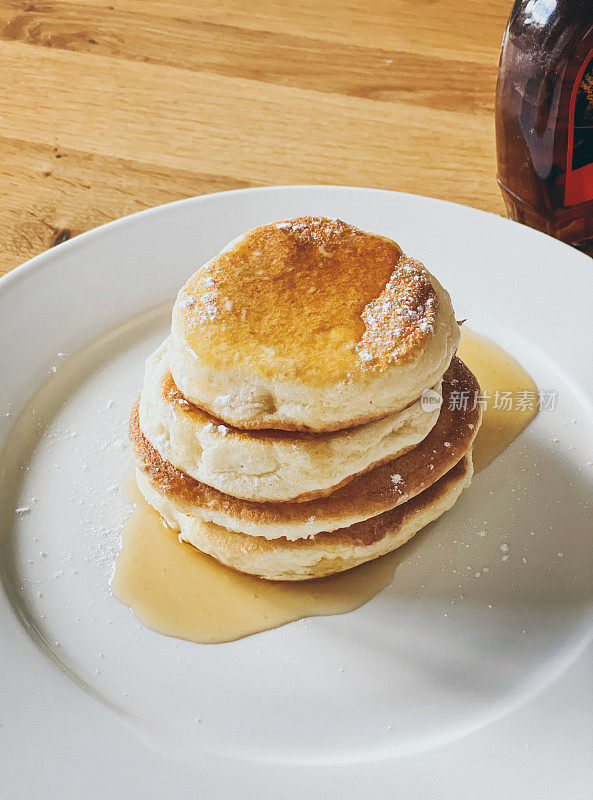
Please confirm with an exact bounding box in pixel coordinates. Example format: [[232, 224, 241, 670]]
[[130, 217, 481, 581]]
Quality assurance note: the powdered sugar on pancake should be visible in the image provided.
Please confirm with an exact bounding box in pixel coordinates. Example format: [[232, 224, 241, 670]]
[[355, 256, 437, 370]]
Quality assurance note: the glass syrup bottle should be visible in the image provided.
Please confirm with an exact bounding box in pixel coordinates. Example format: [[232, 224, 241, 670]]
[[496, 0, 593, 254]]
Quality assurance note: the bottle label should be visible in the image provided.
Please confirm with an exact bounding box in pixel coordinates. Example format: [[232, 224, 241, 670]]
[[566, 49, 593, 207]]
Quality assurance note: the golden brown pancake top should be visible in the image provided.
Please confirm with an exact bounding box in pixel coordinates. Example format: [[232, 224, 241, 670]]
[[130, 357, 481, 529], [173, 217, 438, 384]]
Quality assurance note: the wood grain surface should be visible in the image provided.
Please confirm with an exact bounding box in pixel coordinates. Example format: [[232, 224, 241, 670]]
[[0, 0, 510, 276]]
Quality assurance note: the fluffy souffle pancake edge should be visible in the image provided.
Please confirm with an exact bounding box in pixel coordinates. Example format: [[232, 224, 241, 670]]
[[138, 338, 442, 502], [137, 454, 473, 581], [169, 216, 460, 431], [131, 357, 481, 540]]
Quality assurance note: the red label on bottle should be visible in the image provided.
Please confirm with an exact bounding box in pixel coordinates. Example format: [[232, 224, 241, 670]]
[[566, 49, 593, 207]]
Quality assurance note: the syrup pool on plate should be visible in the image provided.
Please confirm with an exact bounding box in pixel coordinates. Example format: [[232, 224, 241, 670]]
[[457, 327, 539, 472], [111, 473, 400, 644], [112, 328, 539, 644]]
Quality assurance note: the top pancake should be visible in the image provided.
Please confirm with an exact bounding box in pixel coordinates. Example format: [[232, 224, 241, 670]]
[[169, 217, 460, 431]]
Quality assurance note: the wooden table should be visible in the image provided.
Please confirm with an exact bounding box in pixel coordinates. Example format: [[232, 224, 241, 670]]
[[0, 0, 510, 277]]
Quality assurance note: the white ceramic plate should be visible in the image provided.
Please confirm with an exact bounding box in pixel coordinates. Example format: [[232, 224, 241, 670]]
[[1, 186, 592, 799]]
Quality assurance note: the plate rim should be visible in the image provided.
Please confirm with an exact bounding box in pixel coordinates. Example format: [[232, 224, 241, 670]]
[[2, 183, 591, 294]]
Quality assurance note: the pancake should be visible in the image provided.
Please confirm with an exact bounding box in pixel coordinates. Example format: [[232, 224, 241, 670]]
[[138, 338, 442, 502], [130, 357, 481, 540], [137, 453, 473, 581], [169, 217, 460, 432]]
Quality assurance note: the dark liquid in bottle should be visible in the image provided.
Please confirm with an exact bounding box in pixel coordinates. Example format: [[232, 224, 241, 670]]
[[496, 0, 593, 254]]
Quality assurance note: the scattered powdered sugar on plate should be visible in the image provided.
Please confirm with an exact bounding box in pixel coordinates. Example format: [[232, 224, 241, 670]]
[[15, 502, 36, 515], [11, 380, 137, 609], [47, 352, 68, 375]]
